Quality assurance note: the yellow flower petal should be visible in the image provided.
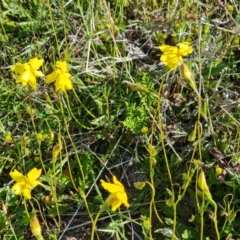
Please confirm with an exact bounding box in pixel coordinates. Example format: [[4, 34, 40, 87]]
[[116, 191, 129, 208], [55, 73, 72, 91], [160, 54, 182, 70], [11, 182, 25, 195], [56, 61, 68, 73], [106, 193, 122, 211], [112, 175, 125, 189], [46, 70, 60, 83], [27, 168, 42, 183], [178, 42, 193, 56], [101, 179, 124, 193], [110, 200, 122, 211], [11, 63, 26, 74], [105, 192, 129, 211], [10, 170, 26, 182], [64, 75, 73, 89], [159, 45, 178, 53], [29, 58, 44, 70], [27, 75, 37, 90], [16, 72, 31, 85], [22, 188, 32, 199], [32, 70, 44, 77]]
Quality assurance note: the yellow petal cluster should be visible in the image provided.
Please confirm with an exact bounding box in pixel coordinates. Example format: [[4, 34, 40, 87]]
[[9, 168, 42, 199], [11, 58, 44, 89], [46, 61, 73, 92], [100, 175, 130, 211], [159, 42, 193, 70]]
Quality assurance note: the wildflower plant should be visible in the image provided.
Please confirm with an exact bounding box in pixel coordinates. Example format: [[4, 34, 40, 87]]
[[91, 176, 130, 239], [3, 1, 240, 239]]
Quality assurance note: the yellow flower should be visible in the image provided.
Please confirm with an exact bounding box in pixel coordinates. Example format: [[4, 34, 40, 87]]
[[159, 42, 193, 70], [100, 175, 129, 211], [9, 168, 42, 199], [46, 61, 73, 92], [11, 58, 44, 89]]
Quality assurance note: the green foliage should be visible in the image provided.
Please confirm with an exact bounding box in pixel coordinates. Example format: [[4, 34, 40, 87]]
[[1, 0, 240, 239], [122, 102, 149, 134]]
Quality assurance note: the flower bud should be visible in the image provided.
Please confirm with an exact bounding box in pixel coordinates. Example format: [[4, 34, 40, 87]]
[[52, 143, 62, 159], [173, 23, 181, 31], [2, 201, 7, 216], [30, 216, 43, 239], [197, 171, 209, 192], [181, 63, 192, 81], [188, 123, 197, 142], [232, 36, 239, 46], [181, 63, 199, 95], [22, 135, 29, 146], [133, 181, 146, 190], [36, 133, 43, 142], [141, 126, 149, 134], [123, 81, 148, 92], [48, 131, 54, 142], [227, 4, 234, 13], [215, 165, 223, 176], [4, 132, 13, 143]]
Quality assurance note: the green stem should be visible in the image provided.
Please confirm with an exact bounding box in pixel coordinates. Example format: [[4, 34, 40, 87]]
[[199, 193, 205, 240], [91, 208, 103, 240], [58, 93, 95, 230], [52, 160, 61, 230], [146, 181, 162, 239], [211, 200, 220, 240], [28, 88, 46, 173]]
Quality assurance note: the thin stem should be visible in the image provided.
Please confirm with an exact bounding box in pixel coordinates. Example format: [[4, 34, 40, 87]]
[[91, 208, 102, 240]]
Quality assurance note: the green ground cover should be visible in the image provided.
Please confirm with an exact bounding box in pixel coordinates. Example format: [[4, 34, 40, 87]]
[[1, 0, 240, 239]]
